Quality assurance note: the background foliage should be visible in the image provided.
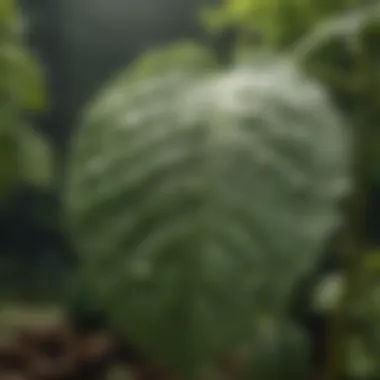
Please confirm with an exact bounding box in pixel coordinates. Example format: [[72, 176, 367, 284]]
[[0, 0, 52, 203], [0, 0, 65, 302]]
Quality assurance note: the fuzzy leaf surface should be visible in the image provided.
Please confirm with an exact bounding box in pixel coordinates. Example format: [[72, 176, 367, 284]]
[[66, 54, 350, 373]]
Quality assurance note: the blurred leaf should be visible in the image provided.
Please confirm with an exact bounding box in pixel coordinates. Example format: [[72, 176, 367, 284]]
[[362, 251, 380, 273], [0, 0, 14, 27], [312, 273, 346, 313], [18, 125, 54, 188], [293, 3, 380, 118], [202, 0, 366, 50], [0, 0, 48, 206], [347, 335, 378, 379], [0, 42, 47, 110], [65, 51, 350, 374], [346, 277, 380, 377], [0, 0, 46, 110], [0, 122, 53, 204]]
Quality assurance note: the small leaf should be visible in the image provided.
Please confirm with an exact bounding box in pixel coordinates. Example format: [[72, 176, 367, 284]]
[[18, 125, 54, 188], [201, 0, 364, 50], [0, 2, 46, 111], [312, 273, 346, 313], [0, 43, 46, 110], [293, 2, 380, 116]]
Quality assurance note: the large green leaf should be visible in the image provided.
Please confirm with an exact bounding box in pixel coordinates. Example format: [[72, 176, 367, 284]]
[[65, 53, 350, 374]]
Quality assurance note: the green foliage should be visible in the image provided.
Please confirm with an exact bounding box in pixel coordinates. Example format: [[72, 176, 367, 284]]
[[327, 252, 380, 378], [291, 4, 380, 379], [18, 124, 54, 188], [0, 0, 52, 204], [293, 2, 380, 115], [202, 0, 367, 50], [65, 41, 350, 376], [0, 0, 16, 34], [291, 1, 380, 191]]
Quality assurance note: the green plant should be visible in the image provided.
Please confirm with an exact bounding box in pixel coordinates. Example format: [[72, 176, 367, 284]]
[[65, 41, 350, 378], [202, 0, 371, 50], [60, 0, 380, 378], [292, 5, 380, 379], [0, 0, 53, 205]]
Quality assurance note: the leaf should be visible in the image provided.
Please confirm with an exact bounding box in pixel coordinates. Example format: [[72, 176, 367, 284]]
[[65, 54, 350, 374], [311, 273, 346, 313], [0, 0, 48, 206], [0, 0, 46, 111], [201, 0, 365, 49], [0, 43, 47, 110], [18, 124, 54, 188], [0, 0, 14, 27], [293, 3, 380, 108]]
